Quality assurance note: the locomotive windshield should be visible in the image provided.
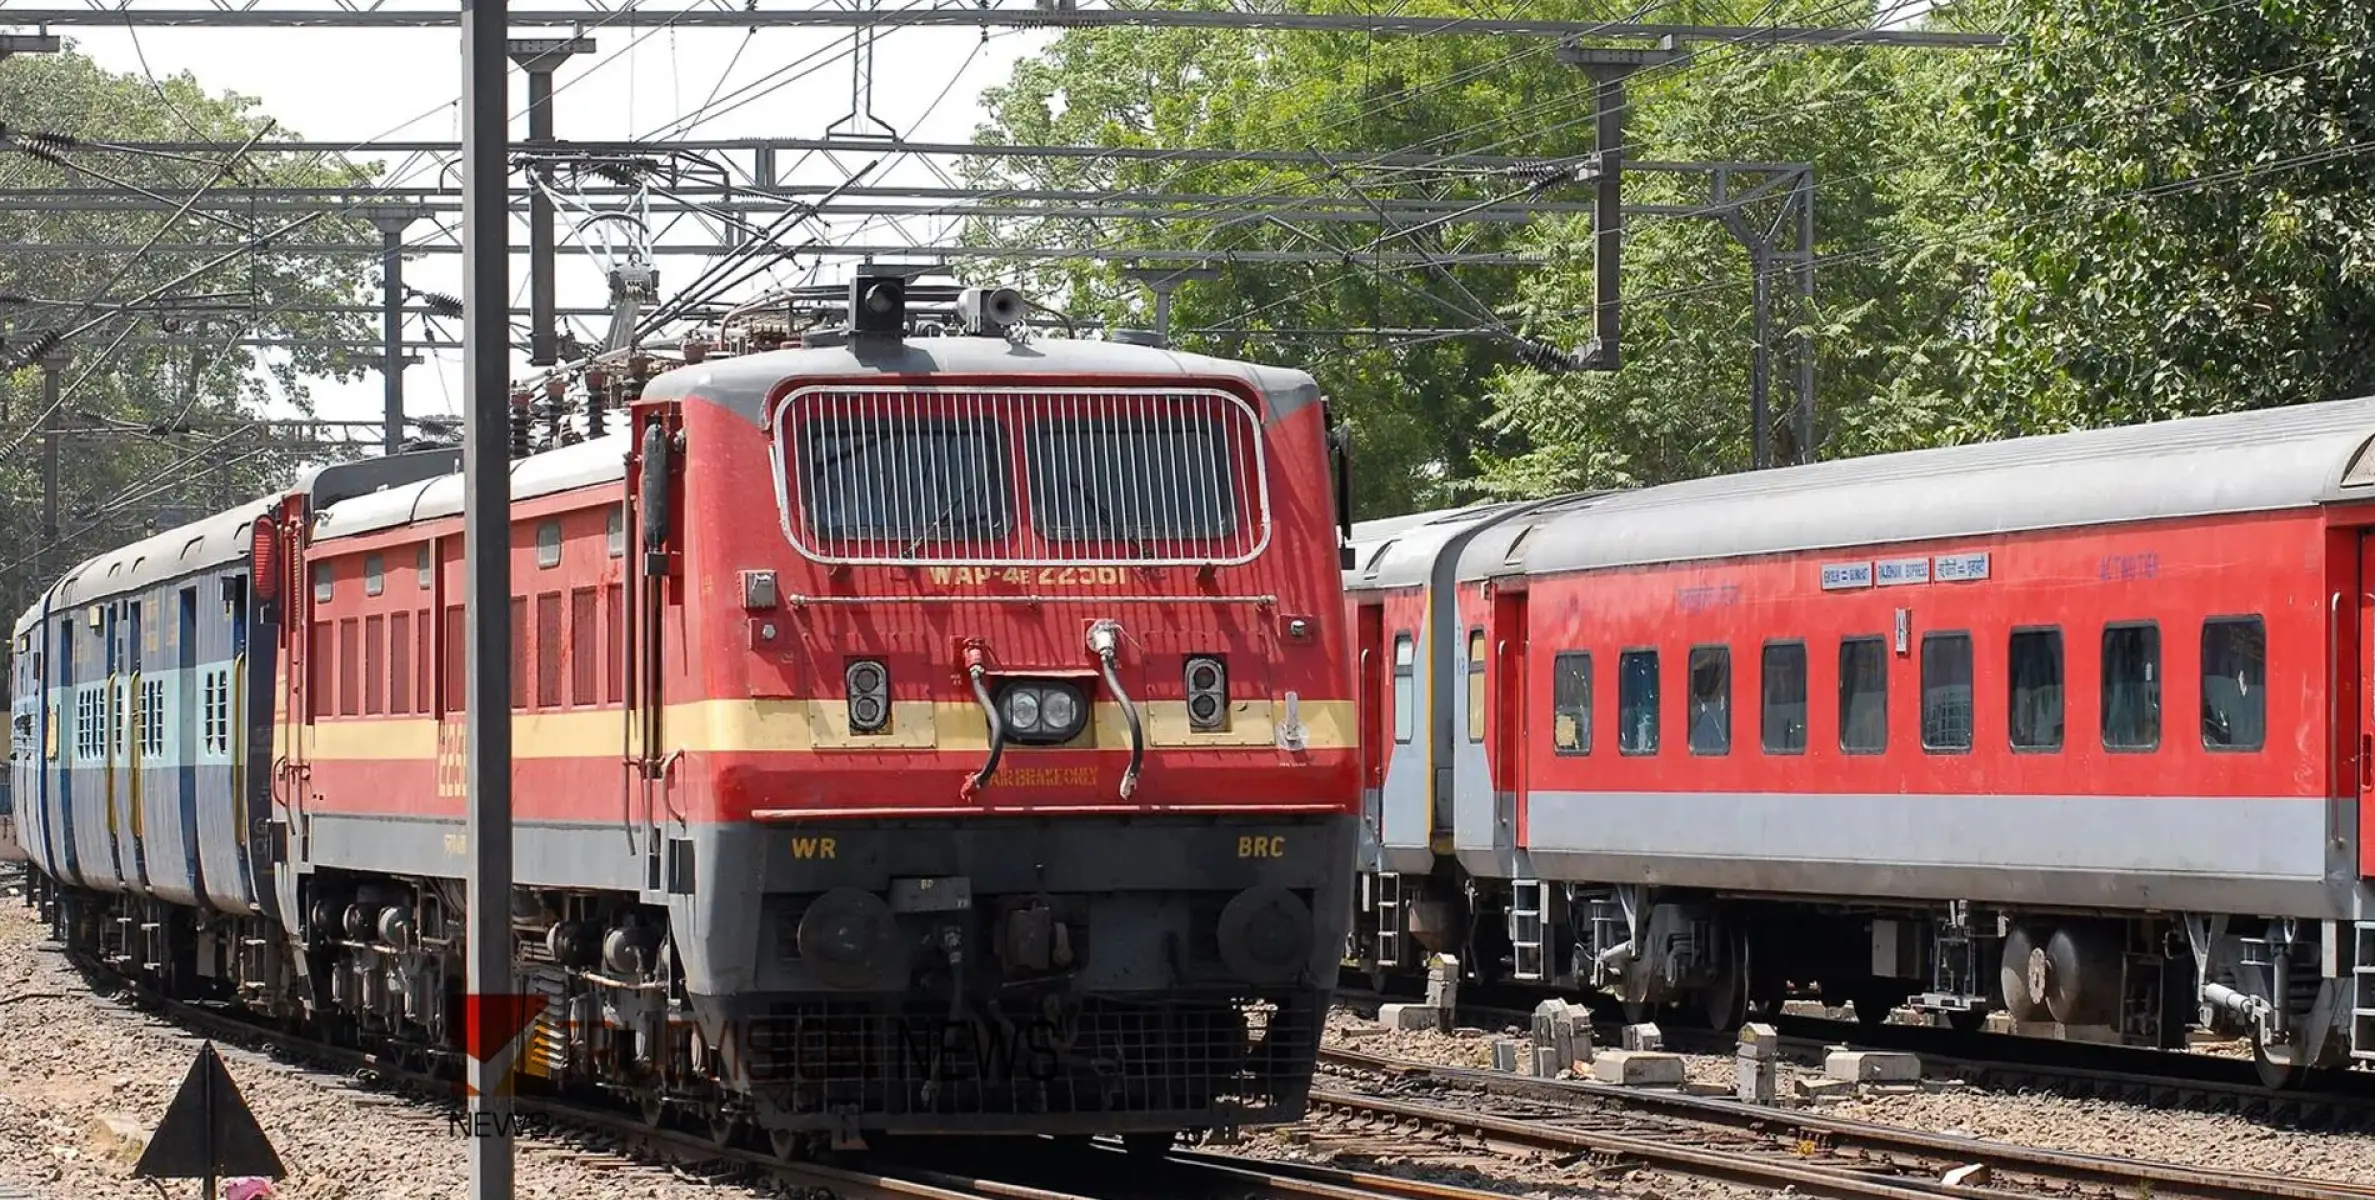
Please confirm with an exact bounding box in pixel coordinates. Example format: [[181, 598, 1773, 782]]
[[796, 414, 1014, 542], [1027, 415, 1238, 542], [783, 389, 1263, 564]]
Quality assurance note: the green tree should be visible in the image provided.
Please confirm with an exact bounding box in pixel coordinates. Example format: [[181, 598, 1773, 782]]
[[0, 47, 384, 610], [1946, 0, 2375, 433]]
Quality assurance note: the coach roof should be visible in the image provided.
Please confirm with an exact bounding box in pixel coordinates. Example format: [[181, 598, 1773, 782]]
[[1517, 393, 2375, 578], [638, 334, 1324, 426], [12, 497, 280, 638], [1344, 502, 1525, 591]]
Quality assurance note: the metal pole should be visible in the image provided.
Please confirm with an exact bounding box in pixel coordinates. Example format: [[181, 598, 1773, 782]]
[[1793, 169, 1817, 464], [37, 352, 64, 591], [511, 38, 589, 368], [374, 214, 413, 454], [1590, 71, 1623, 372], [1747, 239, 1770, 471], [463, 0, 514, 1194]]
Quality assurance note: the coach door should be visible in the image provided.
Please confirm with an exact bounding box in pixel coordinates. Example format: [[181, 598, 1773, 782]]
[[2360, 537, 2375, 879], [1490, 586, 1529, 840], [1357, 602, 1387, 829]]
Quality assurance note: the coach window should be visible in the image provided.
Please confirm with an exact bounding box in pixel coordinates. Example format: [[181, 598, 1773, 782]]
[[1839, 636, 1888, 754], [1920, 632, 1974, 753], [536, 520, 563, 569], [364, 553, 384, 597], [2102, 622, 2161, 751], [2201, 616, 2266, 751], [1391, 634, 1416, 744], [1618, 648, 1660, 755], [1761, 641, 1808, 753], [1466, 627, 1487, 743], [1687, 645, 1730, 755], [1551, 652, 1591, 755], [2008, 627, 2064, 751]]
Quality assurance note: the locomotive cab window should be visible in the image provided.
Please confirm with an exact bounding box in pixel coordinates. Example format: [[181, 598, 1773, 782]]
[[1618, 648, 1660, 755], [1839, 636, 1887, 754], [1391, 634, 1415, 744], [1687, 645, 1730, 756], [2101, 622, 2161, 752], [1761, 641, 1807, 754], [1920, 632, 1974, 753], [2009, 627, 2064, 752], [1552, 652, 1591, 755], [2200, 616, 2265, 752], [1465, 627, 1486, 743]]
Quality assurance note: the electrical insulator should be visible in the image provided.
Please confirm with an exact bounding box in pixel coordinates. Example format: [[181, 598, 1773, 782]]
[[681, 337, 708, 364], [509, 391, 533, 459]]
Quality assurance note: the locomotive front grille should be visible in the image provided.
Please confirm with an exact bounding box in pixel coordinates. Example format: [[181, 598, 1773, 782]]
[[738, 992, 1319, 1123]]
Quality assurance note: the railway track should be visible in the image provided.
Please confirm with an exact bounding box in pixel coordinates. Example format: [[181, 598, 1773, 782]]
[[1334, 983, 2375, 1130], [34, 933, 1506, 1200], [1316, 1045, 2375, 1200]]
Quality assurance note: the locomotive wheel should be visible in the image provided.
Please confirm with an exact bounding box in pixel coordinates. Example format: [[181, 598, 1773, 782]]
[[708, 1112, 743, 1149], [1122, 1132, 1173, 1159], [1944, 1008, 1989, 1034], [2253, 1031, 2306, 1091], [768, 1128, 803, 1162]]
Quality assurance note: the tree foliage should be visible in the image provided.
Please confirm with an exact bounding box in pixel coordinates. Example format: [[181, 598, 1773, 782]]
[[0, 47, 383, 610], [968, 0, 2375, 518]]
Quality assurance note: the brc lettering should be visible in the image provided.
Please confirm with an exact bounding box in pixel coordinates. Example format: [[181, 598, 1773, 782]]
[[791, 836, 838, 860], [1237, 835, 1285, 858]]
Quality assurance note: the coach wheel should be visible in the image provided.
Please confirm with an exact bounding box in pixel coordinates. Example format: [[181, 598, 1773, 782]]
[[1698, 934, 1749, 1032]]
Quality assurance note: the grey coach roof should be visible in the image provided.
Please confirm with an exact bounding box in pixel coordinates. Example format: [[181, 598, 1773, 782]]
[[12, 497, 279, 638], [640, 334, 1324, 426], [1344, 501, 1523, 592], [1517, 394, 2375, 578]]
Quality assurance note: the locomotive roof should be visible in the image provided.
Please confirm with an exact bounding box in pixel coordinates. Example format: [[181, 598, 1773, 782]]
[[312, 432, 629, 543], [1512, 394, 2375, 579], [637, 333, 1325, 426]]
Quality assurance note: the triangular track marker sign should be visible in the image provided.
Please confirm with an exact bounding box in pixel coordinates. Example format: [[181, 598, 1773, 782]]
[[133, 1041, 286, 1197]]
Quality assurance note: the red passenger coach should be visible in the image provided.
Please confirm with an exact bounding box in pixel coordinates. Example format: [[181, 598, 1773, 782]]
[[1345, 398, 2375, 1086], [13, 277, 1358, 1157]]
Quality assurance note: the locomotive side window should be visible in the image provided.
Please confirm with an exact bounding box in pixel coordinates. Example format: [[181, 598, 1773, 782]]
[[416, 544, 433, 588], [536, 521, 563, 569], [1838, 636, 1888, 754], [364, 553, 384, 597], [1391, 634, 1415, 744], [798, 415, 1012, 543], [1618, 649, 1660, 755], [1920, 632, 1973, 753], [1551, 652, 1591, 755], [1465, 628, 1486, 743], [1686, 645, 1730, 756], [1761, 641, 1808, 754], [2101, 622, 2161, 751], [2200, 616, 2265, 752]]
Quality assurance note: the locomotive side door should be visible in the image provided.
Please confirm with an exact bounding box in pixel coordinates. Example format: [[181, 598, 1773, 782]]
[[1490, 585, 1529, 845], [2359, 536, 2375, 879]]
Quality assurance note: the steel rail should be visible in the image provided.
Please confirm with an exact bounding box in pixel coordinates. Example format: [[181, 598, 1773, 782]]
[[1318, 1047, 2375, 1200]]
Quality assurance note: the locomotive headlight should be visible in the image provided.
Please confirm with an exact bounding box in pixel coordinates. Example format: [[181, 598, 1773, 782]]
[[846, 659, 890, 733], [1185, 656, 1228, 731], [1003, 687, 1042, 732], [1040, 686, 1079, 733]]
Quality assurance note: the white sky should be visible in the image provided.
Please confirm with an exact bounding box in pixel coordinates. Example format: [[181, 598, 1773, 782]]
[[40, 22, 1054, 432]]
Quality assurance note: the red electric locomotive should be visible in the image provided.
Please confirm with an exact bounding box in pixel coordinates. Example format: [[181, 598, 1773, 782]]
[[1346, 397, 2375, 1086], [15, 275, 1359, 1154]]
